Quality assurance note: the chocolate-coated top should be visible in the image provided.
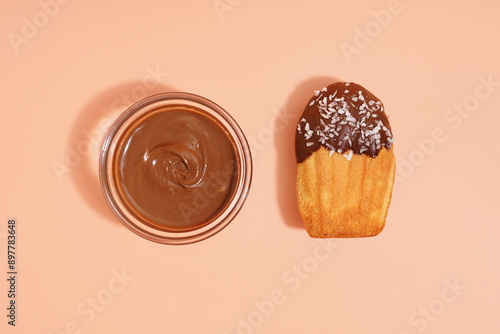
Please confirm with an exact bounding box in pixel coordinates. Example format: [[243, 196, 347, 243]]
[[295, 82, 393, 163]]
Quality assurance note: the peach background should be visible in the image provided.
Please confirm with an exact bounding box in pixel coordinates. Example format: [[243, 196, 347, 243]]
[[1, 0, 499, 333]]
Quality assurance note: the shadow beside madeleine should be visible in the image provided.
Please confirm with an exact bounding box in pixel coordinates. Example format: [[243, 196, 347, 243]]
[[274, 76, 341, 229]]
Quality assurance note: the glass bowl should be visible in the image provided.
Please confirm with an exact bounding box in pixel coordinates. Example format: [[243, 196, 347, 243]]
[[99, 92, 252, 245]]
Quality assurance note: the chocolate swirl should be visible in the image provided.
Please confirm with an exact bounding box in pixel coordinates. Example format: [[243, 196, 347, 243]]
[[115, 106, 237, 230], [295, 82, 393, 163], [145, 142, 207, 193]]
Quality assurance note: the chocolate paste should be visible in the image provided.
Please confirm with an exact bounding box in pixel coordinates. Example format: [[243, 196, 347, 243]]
[[114, 105, 238, 231], [295, 82, 393, 163]]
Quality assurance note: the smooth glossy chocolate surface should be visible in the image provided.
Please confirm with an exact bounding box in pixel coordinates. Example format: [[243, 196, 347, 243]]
[[114, 105, 238, 231]]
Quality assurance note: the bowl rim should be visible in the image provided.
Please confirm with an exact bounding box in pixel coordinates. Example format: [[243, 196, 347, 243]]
[[99, 92, 253, 245]]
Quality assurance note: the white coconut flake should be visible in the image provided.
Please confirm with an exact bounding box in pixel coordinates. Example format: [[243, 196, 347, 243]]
[[343, 150, 353, 161]]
